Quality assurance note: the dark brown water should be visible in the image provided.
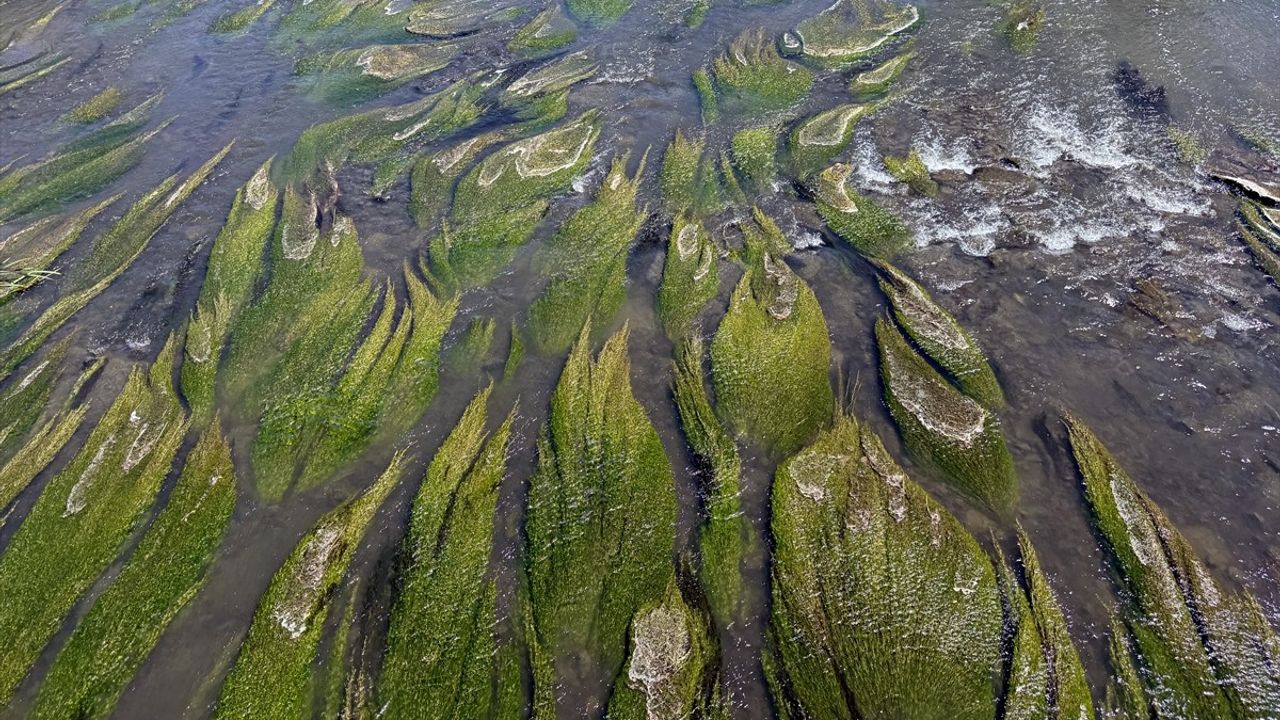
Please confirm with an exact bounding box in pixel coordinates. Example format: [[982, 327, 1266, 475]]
[[1, 0, 1278, 717]]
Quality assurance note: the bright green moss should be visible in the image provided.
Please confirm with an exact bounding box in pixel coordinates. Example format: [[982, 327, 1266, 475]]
[[766, 414, 1002, 718], [711, 29, 813, 114], [0, 337, 188, 706], [0, 194, 118, 304], [657, 215, 719, 339], [849, 49, 914, 95], [1065, 415, 1280, 718], [503, 319, 523, 380], [409, 131, 506, 229], [447, 316, 496, 370], [1001, 1, 1045, 55], [672, 335, 742, 624], [875, 317, 1016, 513], [34, 419, 236, 720], [691, 67, 718, 125], [509, 5, 577, 57], [295, 42, 458, 104], [1239, 203, 1280, 284], [883, 147, 938, 195], [787, 103, 872, 178], [995, 545, 1049, 720], [0, 336, 72, 461], [711, 222, 832, 458], [1104, 619, 1149, 720], [730, 126, 777, 192], [214, 453, 404, 720], [444, 111, 601, 287], [785, 0, 920, 67], [814, 162, 911, 260], [377, 387, 516, 718], [566, 0, 633, 25], [873, 261, 1004, 409], [62, 86, 125, 124], [525, 325, 676, 718], [528, 155, 647, 354], [660, 129, 704, 214]]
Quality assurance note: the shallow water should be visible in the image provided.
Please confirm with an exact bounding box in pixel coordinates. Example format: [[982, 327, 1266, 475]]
[[1, 0, 1278, 717]]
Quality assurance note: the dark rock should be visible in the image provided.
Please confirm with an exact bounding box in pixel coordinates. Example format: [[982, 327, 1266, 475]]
[[1112, 61, 1168, 120]]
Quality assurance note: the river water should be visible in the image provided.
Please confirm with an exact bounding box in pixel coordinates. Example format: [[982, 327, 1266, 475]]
[[1, 0, 1277, 717]]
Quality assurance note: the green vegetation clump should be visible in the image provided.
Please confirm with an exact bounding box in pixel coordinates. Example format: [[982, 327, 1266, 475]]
[[446, 316, 496, 370], [498, 52, 597, 132], [673, 335, 742, 624], [786, 0, 920, 67], [657, 215, 719, 339], [1238, 200, 1280, 284], [0, 338, 188, 706], [1166, 126, 1208, 166], [1103, 618, 1149, 719], [685, 0, 710, 28], [34, 419, 237, 720], [730, 126, 777, 192], [528, 155, 647, 354], [787, 103, 872, 178], [849, 49, 914, 95], [766, 413, 1002, 717], [711, 217, 832, 458], [875, 317, 1016, 513], [883, 147, 938, 195], [0, 52, 70, 97], [691, 67, 718, 124], [813, 162, 911, 259], [0, 194, 118, 304], [660, 129, 706, 214], [214, 454, 405, 719], [63, 86, 125, 124], [509, 5, 577, 57], [710, 29, 813, 114], [410, 131, 506, 229], [0, 143, 231, 382], [294, 43, 457, 103], [441, 111, 600, 287], [1001, 1, 1045, 54], [566, 0, 633, 25], [873, 261, 1004, 409], [525, 325, 676, 717], [1065, 415, 1280, 718], [406, 0, 524, 38], [211, 0, 276, 33], [0, 337, 72, 460], [376, 387, 518, 718], [503, 319, 523, 380]]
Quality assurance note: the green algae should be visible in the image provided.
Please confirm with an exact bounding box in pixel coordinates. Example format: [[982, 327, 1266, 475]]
[[525, 325, 676, 718], [0, 143, 231, 382], [509, 5, 578, 57], [1001, 1, 1045, 55], [1167, 126, 1208, 166], [657, 215, 719, 340], [711, 220, 832, 457], [784, 0, 920, 67], [685, 0, 710, 28], [567, 0, 633, 25], [883, 147, 938, 195], [766, 413, 1002, 719], [673, 335, 742, 625], [498, 51, 598, 129], [406, 0, 522, 38], [1104, 618, 1149, 720], [0, 53, 70, 97], [692, 67, 718, 124], [409, 131, 506, 229], [33, 419, 236, 720], [528, 155, 647, 355], [0, 336, 73, 461], [211, 0, 276, 33], [376, 386, 518, 719], [659, 130, 724, 216], [446, 316, 496, 371], [1065, 414, 1280, 719], [872, 260, 1004, 409], [0, 194, 119, 304], [814, 162, 911, 259], [730, 126, 778, 192], [0, 337, 188, 706], [214, 453, 405, 720], [295, 42, 458, 103], [849, 48, 914, 95], [711, 29, 813, 114], [441, 110, 601, 288], [62, 86, 125, 124], [875, 317, 1016, 513], [787, 103, 873, 178], [1239, 201, 1280, 285]]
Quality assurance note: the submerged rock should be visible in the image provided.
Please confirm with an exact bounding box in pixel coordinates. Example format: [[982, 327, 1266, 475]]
[[785, 0, 919, 67], [1112, 61, 1169, 120], [848, 48, 914, 96], [788, 103, 874, 178]]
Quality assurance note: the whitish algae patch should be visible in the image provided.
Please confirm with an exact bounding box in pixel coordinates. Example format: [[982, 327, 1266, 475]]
[[850, 49, 914, 95], [786, 0, 920, 66], [711, 216, 832, 457], [875, 317, 1016, 513], [788, 103, 873, 178], [214, 454, 405, 719], [295, 42, 457, 102], [525, 326, 676, 718], [814, 162, 911, 259], [766, 414, 1002, 717]]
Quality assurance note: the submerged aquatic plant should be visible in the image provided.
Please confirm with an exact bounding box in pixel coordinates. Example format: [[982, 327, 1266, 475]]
[[883, 147, 938, 195], [787, 103, 874, 178], [294, 42, 458, 103], [660, 130, 718, 215], [1001, 1, 1046, 55], [783, 0, 920, 67], [849, 48, 914, 95], [566, 0, 632, 25], [446, 316, 497, 371], [1065, 415, 1280, 719], [0, 52, 70, 97], [410, 131, 507, 229], [657, 215, 719, 340], [0, 194, 118, 304], [1239, 200, 1280, 285], [766, 413, 1002, 718], [711, 215, 833, 457], [873, 261, 1004, 409], [499, 51, 598, 129], [691, 67, 718, 125], [730, 126, 778, 192], [875, 317, 1016, 513], [214, 453, 406, 720], [34, 419, 236, 720], [711, 29, 813, 114], [211, 0, 276, 33], [62, 86, 125, 124], [376, 387, 520, 718], [525, 325, 676, 718], [814, 162, 911, 259], [439, 110, 601, 287], [0, 337, 188, 706], [509, 5, 577, 57]]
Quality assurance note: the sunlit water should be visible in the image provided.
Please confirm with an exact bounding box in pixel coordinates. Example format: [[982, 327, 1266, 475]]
[[1, 0, 1278, 717]]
